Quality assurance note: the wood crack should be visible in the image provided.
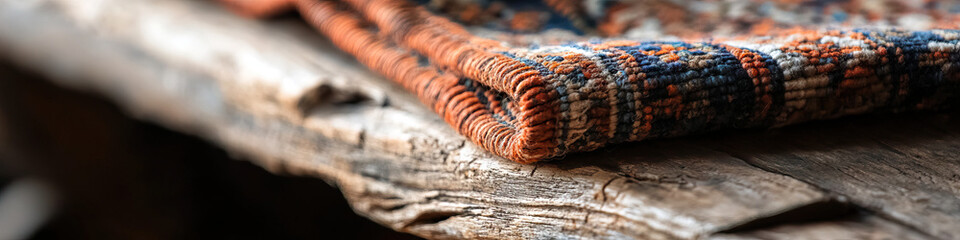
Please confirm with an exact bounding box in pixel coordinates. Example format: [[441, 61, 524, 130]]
[[714, 147, 939, 239]]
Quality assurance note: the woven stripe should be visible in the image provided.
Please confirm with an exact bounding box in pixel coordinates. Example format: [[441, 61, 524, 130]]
[[221, 0, 960, 163]]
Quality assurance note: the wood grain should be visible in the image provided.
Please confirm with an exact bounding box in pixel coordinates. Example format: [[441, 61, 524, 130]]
[[705, 113, 960, 239], [0, 0, 953, 239]]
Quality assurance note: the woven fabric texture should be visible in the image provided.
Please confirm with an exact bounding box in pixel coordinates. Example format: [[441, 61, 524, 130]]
[[221, 0, 960, 163]]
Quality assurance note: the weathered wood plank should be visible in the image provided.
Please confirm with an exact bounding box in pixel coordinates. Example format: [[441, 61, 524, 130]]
[[700, 112, 960, 239], [0, 0, 942, 239]]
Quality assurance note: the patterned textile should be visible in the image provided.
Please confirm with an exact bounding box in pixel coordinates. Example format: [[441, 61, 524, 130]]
[[221, 0, 960, 163]]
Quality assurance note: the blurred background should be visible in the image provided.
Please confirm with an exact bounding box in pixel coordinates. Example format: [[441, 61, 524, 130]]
[[0, 62, 418, 239]]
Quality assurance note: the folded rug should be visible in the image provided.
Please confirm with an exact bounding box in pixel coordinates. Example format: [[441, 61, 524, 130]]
[[221, 0, 960, 163]]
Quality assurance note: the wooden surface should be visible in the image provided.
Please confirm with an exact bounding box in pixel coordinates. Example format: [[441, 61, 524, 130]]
[[0, 0, 957, 239]]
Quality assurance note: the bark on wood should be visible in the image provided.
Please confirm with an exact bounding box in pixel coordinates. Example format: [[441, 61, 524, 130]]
[[0, 0, 953, 239]]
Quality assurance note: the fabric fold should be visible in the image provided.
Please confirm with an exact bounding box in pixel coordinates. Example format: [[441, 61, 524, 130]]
[[221, 0, 960, 163]]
